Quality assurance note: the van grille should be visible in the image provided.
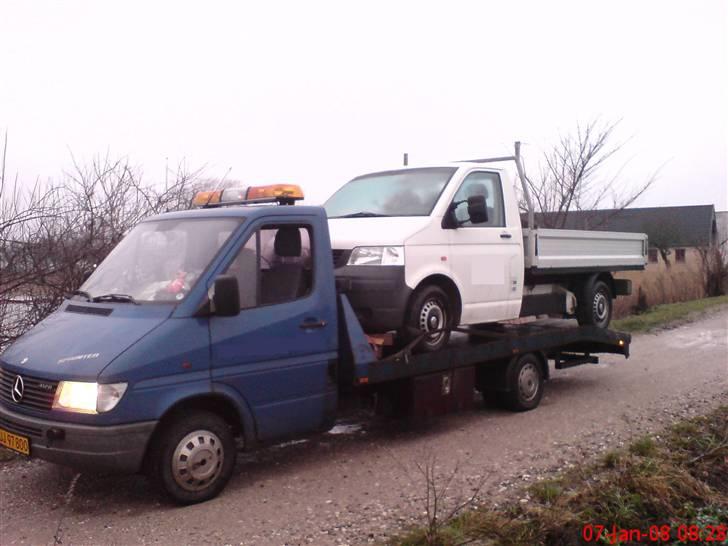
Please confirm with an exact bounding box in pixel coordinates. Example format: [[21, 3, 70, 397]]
[[0, 368, 58, 412]]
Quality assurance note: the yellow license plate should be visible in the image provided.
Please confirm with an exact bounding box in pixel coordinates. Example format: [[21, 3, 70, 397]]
[[0, 426, 30, 456]]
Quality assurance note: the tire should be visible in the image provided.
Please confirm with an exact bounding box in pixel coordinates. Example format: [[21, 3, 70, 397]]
[[502, 354, 544, 412], [576, 279, 613, 329], [404, 285, 453, 353], [147, 410, 236, 505]]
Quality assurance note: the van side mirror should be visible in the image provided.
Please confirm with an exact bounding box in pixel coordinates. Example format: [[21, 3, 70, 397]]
[[212, 275, 240, 317], [467, 195, 488, 224]]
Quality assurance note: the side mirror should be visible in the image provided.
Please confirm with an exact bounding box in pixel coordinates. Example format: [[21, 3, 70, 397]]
[[212, 275, 240, 317], [467, 195, 488, 224]]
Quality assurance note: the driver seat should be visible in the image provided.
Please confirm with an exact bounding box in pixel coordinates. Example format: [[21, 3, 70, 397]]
[[261, 227, 307, 305]]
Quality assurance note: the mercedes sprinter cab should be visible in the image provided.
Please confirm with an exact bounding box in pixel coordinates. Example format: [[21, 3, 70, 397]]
[[0, 184, 341, 504]]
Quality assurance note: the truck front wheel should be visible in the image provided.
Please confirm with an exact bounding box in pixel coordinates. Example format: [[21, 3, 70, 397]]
[[404, 285, 453, 352], [577, 279, 612, 329], [148, 410, 236, 504]]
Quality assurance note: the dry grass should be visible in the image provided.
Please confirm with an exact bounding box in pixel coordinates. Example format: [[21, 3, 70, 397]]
[[390, 406, 728, 546]]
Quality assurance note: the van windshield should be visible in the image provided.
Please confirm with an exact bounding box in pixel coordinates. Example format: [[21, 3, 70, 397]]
[[324, 167, 457, 218], [80, 217, 241, 303]]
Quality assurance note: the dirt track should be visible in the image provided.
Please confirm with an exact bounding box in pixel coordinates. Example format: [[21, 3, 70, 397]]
[[1, 309, 727, 545]]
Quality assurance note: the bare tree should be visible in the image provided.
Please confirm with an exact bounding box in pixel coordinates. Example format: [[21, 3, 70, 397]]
[[639, 217, 682, 267], [0, 138, 206, 352], [698, 239, 728, 297], [520, 119, 658, 228]]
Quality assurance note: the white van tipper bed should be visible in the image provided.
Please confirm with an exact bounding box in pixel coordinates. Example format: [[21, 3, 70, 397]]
[[523, 228, 647, 272]]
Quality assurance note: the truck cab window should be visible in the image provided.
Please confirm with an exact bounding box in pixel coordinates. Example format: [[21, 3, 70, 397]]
[[452, 171, 505, 227], [225, 225, 313, 309]]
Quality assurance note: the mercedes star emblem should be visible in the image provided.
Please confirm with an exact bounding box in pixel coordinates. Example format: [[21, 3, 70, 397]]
[[11, 375, 24, 403]]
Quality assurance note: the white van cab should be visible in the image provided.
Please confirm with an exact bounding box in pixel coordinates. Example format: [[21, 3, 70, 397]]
[[324, 148, 646, 352]]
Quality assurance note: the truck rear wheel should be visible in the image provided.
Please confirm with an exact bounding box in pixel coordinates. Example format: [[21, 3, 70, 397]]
[[577, 279, 612, 329], [148, 410, 236, 504], [502, 354, 544, 411], [404, 285, 452, 352]]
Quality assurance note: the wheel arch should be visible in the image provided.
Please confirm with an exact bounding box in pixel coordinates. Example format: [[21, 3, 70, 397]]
[[409, 274, 463, 326], [531, 350, 549, 381], [145, 391, 256, 468], [574, 272, 614, 299], [505, 351, 549, 385], [596, 272, 616, 298]]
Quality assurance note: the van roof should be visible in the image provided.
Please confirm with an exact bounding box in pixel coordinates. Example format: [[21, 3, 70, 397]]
[[145, 204, 325, 222]]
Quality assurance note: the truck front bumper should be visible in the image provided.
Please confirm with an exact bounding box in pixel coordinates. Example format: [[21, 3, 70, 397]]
[[335, 265, 412, 332], [0, 403, 156, 473]]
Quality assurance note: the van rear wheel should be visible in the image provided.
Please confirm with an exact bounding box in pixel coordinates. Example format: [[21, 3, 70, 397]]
[[148, 410, 236, 504], [577, 279, 612, 329], [404, 285, 452, 352]]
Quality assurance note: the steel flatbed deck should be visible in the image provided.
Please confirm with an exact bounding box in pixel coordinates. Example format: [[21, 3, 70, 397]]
[[339, 297, 631, 388], [362, 322, 630, 384]]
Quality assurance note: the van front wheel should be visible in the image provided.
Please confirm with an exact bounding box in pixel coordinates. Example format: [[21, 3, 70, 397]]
[[148, 410, 236, 504], [404, 285, 452, 352]]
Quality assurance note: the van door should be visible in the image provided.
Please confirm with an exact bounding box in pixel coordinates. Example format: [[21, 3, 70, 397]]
[[208, 220, 338, 441], [447, 171, 519, 324]]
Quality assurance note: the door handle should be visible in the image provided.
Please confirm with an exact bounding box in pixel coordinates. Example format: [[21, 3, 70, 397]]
[[300, 319, 327, 329], [500, 232, 512, 239]]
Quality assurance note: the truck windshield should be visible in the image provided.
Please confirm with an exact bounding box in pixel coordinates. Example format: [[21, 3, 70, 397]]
[[324, 167, 457, 218], [80, 217, 241, 303]]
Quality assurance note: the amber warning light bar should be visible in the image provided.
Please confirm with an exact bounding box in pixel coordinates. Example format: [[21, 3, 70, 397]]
[[191, 184, 304, 208]]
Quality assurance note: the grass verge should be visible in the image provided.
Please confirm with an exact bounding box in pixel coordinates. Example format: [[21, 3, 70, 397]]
[[390, 406, 728, 545], [612, 295, 728, 333]]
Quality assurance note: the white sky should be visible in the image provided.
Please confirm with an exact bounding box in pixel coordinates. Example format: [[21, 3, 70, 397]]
[[1, 0, 726, 209]]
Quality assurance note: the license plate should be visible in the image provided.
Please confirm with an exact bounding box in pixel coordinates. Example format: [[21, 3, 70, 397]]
[[0, 426, 30, 456]]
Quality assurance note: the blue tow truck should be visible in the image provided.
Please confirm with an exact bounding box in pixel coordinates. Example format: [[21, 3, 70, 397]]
[[0, 185, 631, 503]]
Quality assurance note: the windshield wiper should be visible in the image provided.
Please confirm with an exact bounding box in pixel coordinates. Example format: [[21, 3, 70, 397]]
[[92, 293, 140, 305], [337, 211, 390, 218], [69, 289, 92, 302]]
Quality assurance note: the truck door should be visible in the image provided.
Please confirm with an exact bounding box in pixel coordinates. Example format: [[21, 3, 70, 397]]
[[209, 219, 339, 441], [447, 171, 520, 323]]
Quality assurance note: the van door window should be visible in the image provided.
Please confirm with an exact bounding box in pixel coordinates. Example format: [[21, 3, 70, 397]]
[[452, 172, 505, 227], [224, 225, 313, 309]]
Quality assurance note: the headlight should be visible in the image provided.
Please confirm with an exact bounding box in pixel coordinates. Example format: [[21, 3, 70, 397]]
[[347, 246, 404, 266], [53, 381, 128, 414]]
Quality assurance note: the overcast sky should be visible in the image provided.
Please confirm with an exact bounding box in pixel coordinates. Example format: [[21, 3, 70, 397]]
[[1, 0, 726, 209]]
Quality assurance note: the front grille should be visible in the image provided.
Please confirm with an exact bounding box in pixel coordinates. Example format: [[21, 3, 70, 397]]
[[332, 249, 352, 268], [0, 368, 58, 412]]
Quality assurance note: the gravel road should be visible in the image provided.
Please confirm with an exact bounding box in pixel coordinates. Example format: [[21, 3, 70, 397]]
[[1, 309, 726, 545]]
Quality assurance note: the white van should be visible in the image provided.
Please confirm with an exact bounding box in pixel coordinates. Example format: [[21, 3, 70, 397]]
[[324, 152, 646, 352]]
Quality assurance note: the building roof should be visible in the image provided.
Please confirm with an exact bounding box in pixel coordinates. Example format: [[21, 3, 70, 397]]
[[522, 205, 717, 248]]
